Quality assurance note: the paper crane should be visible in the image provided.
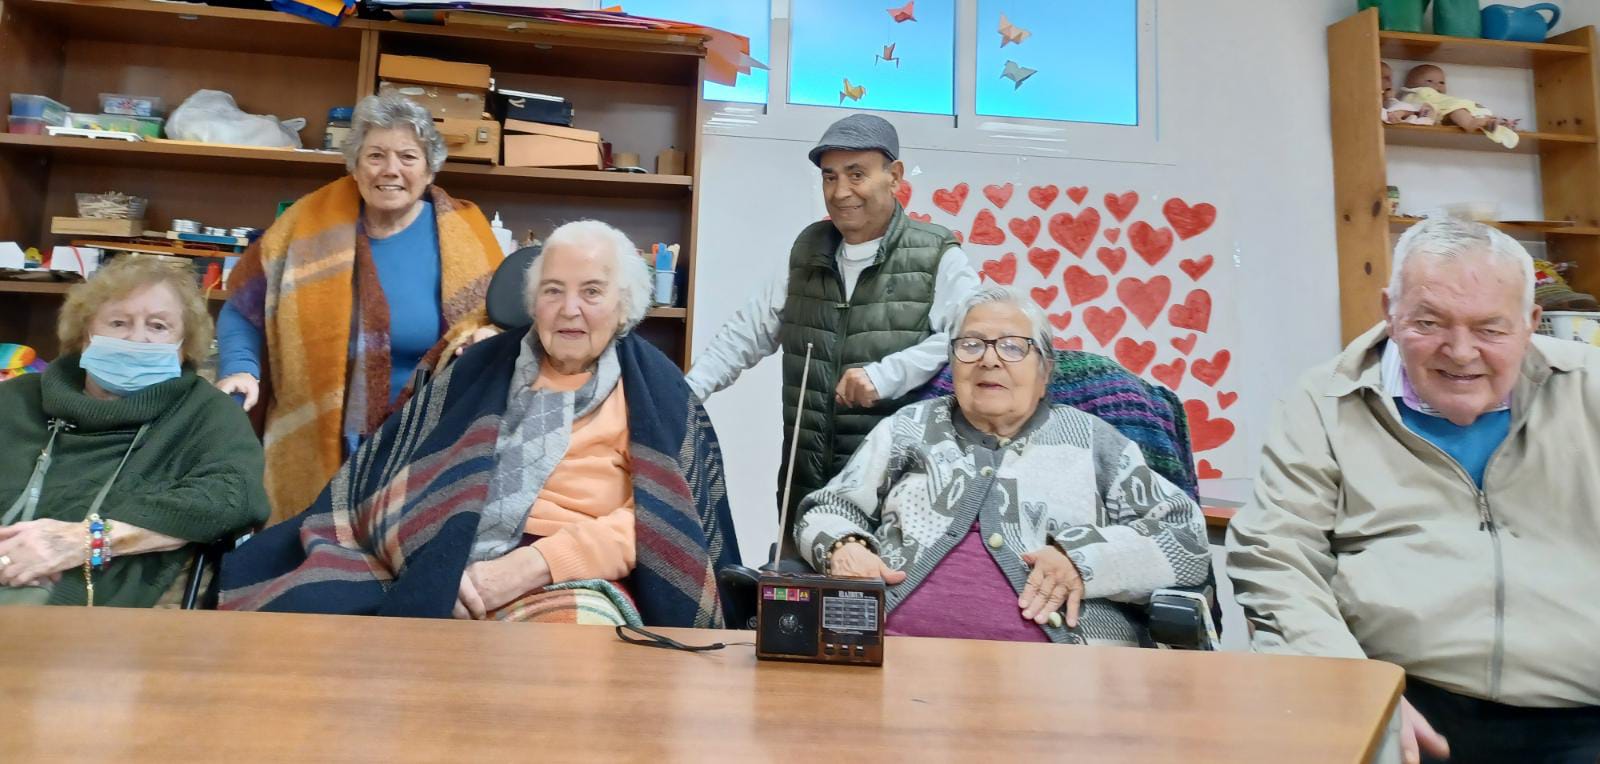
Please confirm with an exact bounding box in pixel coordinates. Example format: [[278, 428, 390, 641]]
[[999, 13, 1031, 46], [1001, 60, 1036, 90], [887, 1, 915, 23], [875, 43, 900, 68], [840, 78, 867, 104]]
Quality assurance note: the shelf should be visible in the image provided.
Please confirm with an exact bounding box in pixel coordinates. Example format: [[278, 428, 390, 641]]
[[1383, 123, 1596, 154], [1389, 216, 1600, 237], [0, 279, 229, 301], [1379, 30, 1588, 68], [0, 134, 694, 198], [12, 0, 360, 59], [645, 307, 686, 319]]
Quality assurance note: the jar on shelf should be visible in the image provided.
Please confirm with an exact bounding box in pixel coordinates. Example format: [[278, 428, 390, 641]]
[[323, 106, 354, 151]]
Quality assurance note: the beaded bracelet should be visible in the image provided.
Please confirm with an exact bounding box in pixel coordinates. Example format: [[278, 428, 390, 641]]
[[82, 514, 112, 607], [825, 535, 872, 575]]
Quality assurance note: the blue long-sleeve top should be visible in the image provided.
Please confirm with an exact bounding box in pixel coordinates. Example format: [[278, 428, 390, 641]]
[[217, 201, 444, 405]]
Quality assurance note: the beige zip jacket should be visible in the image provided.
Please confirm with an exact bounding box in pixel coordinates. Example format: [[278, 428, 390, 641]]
[[1227, 322, 1600, 707]]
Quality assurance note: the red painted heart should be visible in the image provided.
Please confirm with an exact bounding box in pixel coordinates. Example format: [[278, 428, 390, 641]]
[[1184, 400, 1235, 453], [1008, 216, 1041, 247], [894, 179, 913, 208], [983, 182, 1014, 209], [1065, 186, 1088, 205], [1179, 254, 1215, 281], [1116, 275, 1172, 329], [1169, 290, 1213, 333], [1028, 247, 1061, 278], [1129, 222, 1174, 266], [980, 253, 1016, 285], [1217, 391, 1238, 410], [1105, 191, 1139, 222], [1114, 337, 1157, 376], [1048, 311, 1072, 330], [908, 211, 933, 223], [1192, 349, 1231, 387], [1170, 333, 1198, 356], [1083, 306, 1126, 348], [1052, 336, 1084, 351], [1028, 184, 1059, 210], [1197, 459, 1224, 480], [1151, 358, 1187, 391], [1105, 227, 1121, 244], [1030, 285, 1059, 310], [1048, 208, 1101, 257], [1163, 198, 1217, 240], [1096, 246, 1126, 275], [1062, 265, 1109, 306], [933, 183, 969, 215], [969, 209, 1006, 246]]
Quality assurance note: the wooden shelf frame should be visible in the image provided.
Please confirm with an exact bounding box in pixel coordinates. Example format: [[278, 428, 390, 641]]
[[1328, 9, 1600, 342]]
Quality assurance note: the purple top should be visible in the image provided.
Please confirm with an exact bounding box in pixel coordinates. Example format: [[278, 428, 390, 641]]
[[884, 521, 1049, 642]]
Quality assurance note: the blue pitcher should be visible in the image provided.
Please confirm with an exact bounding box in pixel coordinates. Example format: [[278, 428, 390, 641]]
[[1481, 3, 1561, 42]]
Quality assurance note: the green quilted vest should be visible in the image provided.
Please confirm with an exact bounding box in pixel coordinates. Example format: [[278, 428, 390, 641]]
[[777, 205, 956, 523]]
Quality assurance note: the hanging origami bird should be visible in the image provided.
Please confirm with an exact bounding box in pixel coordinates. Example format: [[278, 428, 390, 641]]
[[840, 78, 867, 104], [887, 1, 915, 23], [1001, 60, 1036, 90], [999, 13, 1031, 46], [875, 43, 900, 68]]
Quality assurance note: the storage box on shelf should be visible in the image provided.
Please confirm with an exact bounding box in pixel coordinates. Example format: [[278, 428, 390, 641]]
[[0, 0, 707, 365]]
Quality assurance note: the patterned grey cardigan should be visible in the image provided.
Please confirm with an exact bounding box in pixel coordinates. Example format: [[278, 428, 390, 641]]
[[794, 396, 1210, 646]]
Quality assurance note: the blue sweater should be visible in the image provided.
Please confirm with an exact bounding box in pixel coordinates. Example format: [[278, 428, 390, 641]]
[[218, 202, 443, 404], [1397, 403, 1511, 488]]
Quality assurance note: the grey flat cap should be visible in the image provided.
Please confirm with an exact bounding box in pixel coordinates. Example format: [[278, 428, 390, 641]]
[[808, 114, 900, 167]]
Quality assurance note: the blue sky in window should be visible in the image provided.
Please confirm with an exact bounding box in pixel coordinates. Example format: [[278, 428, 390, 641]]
[[619, 0, 771, 104], [789, 0, 955, 115], [975, 0, 1137, 125]]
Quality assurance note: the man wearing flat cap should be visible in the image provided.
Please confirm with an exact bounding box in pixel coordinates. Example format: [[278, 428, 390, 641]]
[[688, 113, 980, 529]]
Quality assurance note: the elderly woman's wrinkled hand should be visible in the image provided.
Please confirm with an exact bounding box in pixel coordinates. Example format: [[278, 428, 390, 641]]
[[454, 325, 503, 357], [0, 520, 80, 588], [1019, 545, 1084, 627], [828, 541, 906, 584], [216, 373, 260, 410], [452, 547, 553, 619]]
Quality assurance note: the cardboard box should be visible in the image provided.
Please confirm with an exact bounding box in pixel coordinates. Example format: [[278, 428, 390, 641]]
[[378, 54, 492, 91], [503, 134, 602, 169], [494, 88, 574, 127], [504, 119, 599, 144], [436, 117, 500, 165], [50, 216, 144, 237], [379, 81, 488, 121]]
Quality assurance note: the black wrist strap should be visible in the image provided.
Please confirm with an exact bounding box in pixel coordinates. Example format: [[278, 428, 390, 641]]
[[614, 624, 754, 653]]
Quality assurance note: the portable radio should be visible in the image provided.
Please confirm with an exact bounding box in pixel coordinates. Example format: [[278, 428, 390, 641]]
[[754, 572, 885, 666]]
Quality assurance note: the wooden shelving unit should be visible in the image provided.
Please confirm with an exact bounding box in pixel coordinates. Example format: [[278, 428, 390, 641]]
[[0, 0, 707, 364], [1327, 9, 1600, 342]]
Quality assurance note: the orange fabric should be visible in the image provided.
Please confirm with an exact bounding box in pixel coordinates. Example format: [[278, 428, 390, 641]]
[[525, 361, 635, 583]]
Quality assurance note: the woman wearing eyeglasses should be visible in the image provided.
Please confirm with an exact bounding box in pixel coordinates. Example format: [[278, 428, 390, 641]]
[[792, 285, 1208, 646]]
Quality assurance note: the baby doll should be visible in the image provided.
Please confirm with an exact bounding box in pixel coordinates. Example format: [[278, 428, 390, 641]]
[[1402, 64, 1520, 148], [1380, 62, 1435, 125]]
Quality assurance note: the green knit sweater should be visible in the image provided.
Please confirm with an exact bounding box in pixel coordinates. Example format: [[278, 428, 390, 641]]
[[0, 356, 270, 607]]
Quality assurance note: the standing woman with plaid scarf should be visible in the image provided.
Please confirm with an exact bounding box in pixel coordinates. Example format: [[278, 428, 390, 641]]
[[216, 94, 503, 524]]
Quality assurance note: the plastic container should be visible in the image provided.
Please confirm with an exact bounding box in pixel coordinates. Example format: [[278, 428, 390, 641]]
[[7, 115, 48, 135], [323, 105, 353, 151], [9, 93, 69, 125], [98, 93, 163, 117], [66, 112, 163, 139], [1539, 311, 1600, 345]]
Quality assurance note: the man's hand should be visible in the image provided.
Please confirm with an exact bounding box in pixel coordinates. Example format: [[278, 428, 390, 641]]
[[1399, 698, 1449, 764], [834, 368, 880, 408]]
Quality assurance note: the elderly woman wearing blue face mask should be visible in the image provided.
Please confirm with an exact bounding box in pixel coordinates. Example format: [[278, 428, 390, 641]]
[[0, 256, 269, 607]]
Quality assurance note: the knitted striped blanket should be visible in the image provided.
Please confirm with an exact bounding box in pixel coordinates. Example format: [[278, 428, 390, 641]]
[[925, 351, 1199, 500], [217, 330, 741, 627], [224, 177, 502, 523]]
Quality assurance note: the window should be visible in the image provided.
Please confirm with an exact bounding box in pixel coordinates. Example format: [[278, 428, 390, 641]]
[[974, 0, 1138, 125], [788, 0, 956, 115], [620, 0, 771, 104]]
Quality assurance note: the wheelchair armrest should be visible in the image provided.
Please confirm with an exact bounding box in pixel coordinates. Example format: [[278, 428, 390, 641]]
[[1147, 584, 1218, 651]]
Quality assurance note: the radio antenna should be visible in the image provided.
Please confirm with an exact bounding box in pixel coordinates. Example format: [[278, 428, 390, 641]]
[[774, 342, 814, 564]]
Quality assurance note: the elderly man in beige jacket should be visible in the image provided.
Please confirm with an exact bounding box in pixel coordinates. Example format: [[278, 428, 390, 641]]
[[1227, 217, 1600, 764]]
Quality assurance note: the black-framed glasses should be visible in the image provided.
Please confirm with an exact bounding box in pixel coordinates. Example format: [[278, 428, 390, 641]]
[[950, 335, 1037, 363]]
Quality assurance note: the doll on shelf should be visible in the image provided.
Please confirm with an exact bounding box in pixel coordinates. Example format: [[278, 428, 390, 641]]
[[1380, 62, 1435, 125], [1402, 64, 1521, 148]]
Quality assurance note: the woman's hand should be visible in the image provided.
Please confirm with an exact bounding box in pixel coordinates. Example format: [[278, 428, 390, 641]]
[[216, 373, 260, 411], [452, 547, 552, 619], [1019, 545, 1085, 627], [454, 326, 503, 357], [0, 520, 83, 587], [828, 541, 906, 584]]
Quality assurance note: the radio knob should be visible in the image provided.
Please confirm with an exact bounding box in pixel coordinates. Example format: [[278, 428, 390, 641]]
[[779, 613, 802, 634]]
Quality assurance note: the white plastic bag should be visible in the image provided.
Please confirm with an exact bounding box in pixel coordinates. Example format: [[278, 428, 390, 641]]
[[166, 90, 306, 148]]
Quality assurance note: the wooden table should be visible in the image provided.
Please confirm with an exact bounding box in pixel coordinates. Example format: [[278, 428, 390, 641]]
[[0, 608, 1402, 762]]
